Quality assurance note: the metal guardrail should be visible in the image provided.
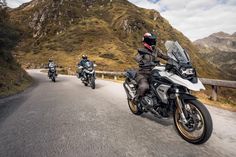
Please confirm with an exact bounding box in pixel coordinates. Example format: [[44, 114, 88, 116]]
[[96, 71, 236, 101], [199, 78, 236, 88], [199, 78, 236, 101], [96, 71, 124, 80]]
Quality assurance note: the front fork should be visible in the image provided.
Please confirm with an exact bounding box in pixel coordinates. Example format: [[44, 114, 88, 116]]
[[175, 89, 188, 124]]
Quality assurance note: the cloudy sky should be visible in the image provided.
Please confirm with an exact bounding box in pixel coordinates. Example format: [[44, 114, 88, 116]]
[[6, 0, 236, 41]]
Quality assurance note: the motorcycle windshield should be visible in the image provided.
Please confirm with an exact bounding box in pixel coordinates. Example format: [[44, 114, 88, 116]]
[[85, 61, 93, 68], [49, 63, 55, 68], [165, 41, 190, 64]]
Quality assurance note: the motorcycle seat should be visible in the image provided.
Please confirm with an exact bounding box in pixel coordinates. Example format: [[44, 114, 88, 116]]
[[125, 70, 137, 79]]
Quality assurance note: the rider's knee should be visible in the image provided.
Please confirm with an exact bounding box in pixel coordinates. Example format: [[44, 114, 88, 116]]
[[138, 80, 149, 96]]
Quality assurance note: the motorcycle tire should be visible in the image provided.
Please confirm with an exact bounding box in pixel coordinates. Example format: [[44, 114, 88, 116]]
[[174, 99, 213, 144], [91, 77, 95, 89], [127, 99, 143, 115]]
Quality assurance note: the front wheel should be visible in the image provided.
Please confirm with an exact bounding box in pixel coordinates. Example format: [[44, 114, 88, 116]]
[[91, 77, 95, 89], [52, 76, 56, 82], [127, 99, 143, 115], [174, 100, 213, 144]]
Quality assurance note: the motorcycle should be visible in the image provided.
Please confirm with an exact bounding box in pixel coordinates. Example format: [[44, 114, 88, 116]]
[[123, 41, 213, 144], [77, 61, 96, 89], [48, 64, 57, 82]]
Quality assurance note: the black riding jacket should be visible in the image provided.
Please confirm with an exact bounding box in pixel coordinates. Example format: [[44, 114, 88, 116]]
[[135, 47, 169, 71]]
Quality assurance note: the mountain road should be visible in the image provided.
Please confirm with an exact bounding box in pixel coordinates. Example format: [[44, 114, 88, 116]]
[[0, 69, 235, 157]]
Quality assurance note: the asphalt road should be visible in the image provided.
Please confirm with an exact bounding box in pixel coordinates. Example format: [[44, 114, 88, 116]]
[[0, 70, 236, 157]]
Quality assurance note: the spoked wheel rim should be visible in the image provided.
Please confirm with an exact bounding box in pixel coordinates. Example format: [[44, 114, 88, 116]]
[[175, 103, 205, 141], [128, 99, 138, 113]]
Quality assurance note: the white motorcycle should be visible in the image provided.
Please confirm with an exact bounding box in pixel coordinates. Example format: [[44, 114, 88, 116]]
[[123, 41, 213, 144], [77, 61, 96, 89], [48, 63, 57, 82]]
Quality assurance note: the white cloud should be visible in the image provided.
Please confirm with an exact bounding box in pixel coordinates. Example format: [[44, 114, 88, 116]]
[[128, 0, 236, 41], [6, 0, 31, 8]]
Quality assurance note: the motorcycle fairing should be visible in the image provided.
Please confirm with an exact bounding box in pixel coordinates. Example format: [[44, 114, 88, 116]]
[[154, 66, 205, 91], [156, 68, 205, 91]]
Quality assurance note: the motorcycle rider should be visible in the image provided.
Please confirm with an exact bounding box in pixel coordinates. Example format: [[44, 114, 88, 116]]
[[135, 33, 169, 108], [47, 58, 57, 77], [77, 55, 89, 78]]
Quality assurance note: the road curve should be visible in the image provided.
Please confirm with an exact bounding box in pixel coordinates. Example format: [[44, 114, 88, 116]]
[[0, 69, 235, 157]]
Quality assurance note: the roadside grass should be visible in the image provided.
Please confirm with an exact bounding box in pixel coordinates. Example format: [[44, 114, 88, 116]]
[[194, 92, 236, 112], [0, 64, 32, 98], [0, 77, 32, 98]]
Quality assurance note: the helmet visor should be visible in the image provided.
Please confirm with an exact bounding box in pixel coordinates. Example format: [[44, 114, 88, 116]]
[[149, 38, 156, 46]]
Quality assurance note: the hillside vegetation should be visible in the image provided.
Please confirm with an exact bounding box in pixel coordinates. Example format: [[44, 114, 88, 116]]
[[0, 3, 32, 97], [10, 0, 223, 79]]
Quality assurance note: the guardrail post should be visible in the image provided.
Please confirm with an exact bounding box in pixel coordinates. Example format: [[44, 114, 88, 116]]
[[102, 74, 104, 79], [211, 85, 218, 101]]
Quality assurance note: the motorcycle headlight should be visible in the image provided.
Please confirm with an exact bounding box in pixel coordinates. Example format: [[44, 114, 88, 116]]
[[88, 67, 93, 71], [180, 68, 194, 76]]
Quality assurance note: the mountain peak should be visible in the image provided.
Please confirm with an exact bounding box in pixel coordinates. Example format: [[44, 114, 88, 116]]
[[232, 32, 236, 37], [211, 31, 230, 37], [194, 31, 236, 53], [194, 31, 236, 79]]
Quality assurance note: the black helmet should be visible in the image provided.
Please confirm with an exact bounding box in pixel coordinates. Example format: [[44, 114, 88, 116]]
[[142, 33, 157, 51], [48, 58, 53, 62], [82, 55, 88, 60]]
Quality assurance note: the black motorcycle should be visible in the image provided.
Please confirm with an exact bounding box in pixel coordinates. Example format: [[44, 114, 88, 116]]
[[77, 61, 96, 89], [123, 41, 212, 144], [48, 64, 57, 82]]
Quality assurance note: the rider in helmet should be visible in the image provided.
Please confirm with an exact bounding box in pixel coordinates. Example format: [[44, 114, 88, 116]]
[[48, 58, 53, 64], [47, 58, 57, 77], [79, 55, 89, 67], [135, 33, 169, 108], [77, 55, 89, 78]]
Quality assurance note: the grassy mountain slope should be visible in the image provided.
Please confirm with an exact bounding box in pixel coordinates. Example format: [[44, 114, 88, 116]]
[[10, 0, 222, 79], [0, 5, 32, 97]]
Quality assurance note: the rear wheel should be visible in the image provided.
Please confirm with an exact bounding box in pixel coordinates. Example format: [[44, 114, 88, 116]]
[[128, 99, 143, 115], [174, 100, 213, 144]]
